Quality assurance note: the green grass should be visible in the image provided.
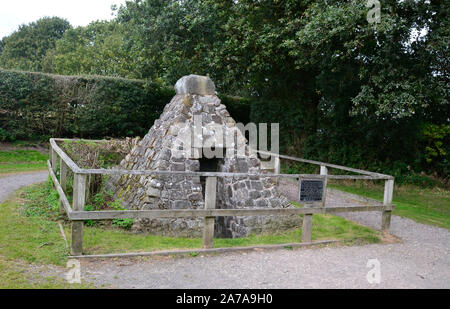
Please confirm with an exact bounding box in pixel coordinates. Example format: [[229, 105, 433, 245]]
[[329, 182, 450, 230], [81, 212, 379, 255], [0, 195, 68, 266], [0, 181, 96, 288], [0, 181, 381, 263], [0, 149, 48, 175]]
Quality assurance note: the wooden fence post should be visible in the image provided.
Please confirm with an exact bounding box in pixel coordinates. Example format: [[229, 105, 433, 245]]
[[382, 179, 394, 233], [51, 147, 58, 174], [274, 155, 280, 185], [85, 175, 91, 204], [59, 158, 68, 215], [71, 173, 87, 255], [302, 213, 312, 243], [202, 176, 217, 249], [320, 165, 328, 206]]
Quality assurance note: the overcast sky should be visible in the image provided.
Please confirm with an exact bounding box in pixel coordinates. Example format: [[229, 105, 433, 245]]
[[0, 0, 126, 39]]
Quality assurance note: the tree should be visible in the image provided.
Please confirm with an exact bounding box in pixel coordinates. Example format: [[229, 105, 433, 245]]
[[44, 20, 135, 77], [0, 17, 71, 71], [116, 0, 230, 83], [285, 0, 449, 174]]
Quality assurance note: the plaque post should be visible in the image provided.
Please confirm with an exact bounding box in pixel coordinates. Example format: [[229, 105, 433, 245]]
[[320, 165, 328, 207]]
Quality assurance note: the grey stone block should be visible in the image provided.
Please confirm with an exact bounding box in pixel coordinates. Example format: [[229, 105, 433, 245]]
[[256, 199, 269, 207], [249, 190, 261, 199], [147, 187, 161, 197], [188, 192, 203, 201], [251, 181, 263, 190], [174, 75, 216, 95], [172, 200, 191, 209], [170, 163, 185, 171]]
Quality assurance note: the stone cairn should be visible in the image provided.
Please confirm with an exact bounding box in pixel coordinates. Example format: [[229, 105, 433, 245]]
[[106, 75, 301, 238]]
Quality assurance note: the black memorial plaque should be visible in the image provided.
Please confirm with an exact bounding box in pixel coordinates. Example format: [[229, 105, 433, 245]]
[[299, 180, 324, 202]]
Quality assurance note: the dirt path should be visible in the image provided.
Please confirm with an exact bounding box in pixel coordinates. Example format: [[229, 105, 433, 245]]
[[1, 172, 449, 288]]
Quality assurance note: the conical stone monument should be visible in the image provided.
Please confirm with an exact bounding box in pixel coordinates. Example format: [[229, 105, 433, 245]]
[[106, 75, 301, 238]]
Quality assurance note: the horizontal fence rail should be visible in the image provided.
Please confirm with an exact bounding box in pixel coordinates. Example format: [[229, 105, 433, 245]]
[[68, 205, 392, 221], [51, 138, 392, 180], [47, 160, 72, 215], [257, 149, 393, 179], [48, 138, 395, 256]]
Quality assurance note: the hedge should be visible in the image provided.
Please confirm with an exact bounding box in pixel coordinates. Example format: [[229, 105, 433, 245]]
[[0, 69, 251, 141]]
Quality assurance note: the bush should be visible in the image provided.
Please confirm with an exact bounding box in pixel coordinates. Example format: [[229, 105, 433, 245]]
[[59, 138, 139, 199], [0, 69, 174, 141], [219, 95, 252, 124]]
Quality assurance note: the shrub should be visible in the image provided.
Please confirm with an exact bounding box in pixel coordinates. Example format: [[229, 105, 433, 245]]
[[0, 69, 174, 141]]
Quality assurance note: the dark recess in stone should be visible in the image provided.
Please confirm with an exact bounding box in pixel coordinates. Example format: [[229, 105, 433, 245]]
[[199, 147, 224, 198]]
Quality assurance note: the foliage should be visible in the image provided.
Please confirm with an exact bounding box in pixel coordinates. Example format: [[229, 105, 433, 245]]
[[219, 95, 252, 124], [21, 176, 60, 220], [48, 138, 138, 230], [115, 0, 228, 85], [0, 17, 71, 71], [110, 199, 134, 230], [43, 21, 135, 77], [421, 123, 450, 175], [59, 138, 139, 199], [58, 139, 136, 229], [60, 139, 133, 169], [111, 218, 134, 230], [83, 186, 134, 230], [0, 69, 174, 140]]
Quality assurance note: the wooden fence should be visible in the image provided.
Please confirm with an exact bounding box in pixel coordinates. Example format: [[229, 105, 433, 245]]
[[48, 138, 395, 256]]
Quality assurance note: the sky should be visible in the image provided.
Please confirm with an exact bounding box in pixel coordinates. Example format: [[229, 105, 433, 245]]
[[0, 0, 126, 39]]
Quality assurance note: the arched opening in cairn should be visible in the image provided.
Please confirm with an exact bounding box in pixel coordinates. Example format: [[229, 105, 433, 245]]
[[198, 147, 224, 199]]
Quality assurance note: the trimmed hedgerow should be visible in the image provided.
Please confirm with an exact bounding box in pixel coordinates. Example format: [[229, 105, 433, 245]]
[[0, 69, 174, 141]]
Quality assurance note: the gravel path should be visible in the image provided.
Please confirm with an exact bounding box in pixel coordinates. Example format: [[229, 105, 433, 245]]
[[0, 171, 48, 203], [79, 180, 449, 289], [1, 172, 449, 288]]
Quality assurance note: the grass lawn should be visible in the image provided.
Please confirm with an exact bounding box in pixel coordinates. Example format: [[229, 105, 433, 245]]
[[81, 212, 379, 255], [0, 149, 48, 175], [329, 181, 450, 230], [0, 180, 381, 267]]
